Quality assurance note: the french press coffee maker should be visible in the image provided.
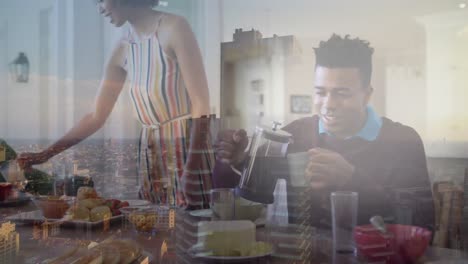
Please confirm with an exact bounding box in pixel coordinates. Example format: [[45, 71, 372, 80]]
[[234, 122, 292, 204]]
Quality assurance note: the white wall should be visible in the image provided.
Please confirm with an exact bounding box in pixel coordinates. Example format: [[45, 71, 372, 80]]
[[0, 0, 56, 141], [384, 50, 426, 139], [417, 11, 468, 158]]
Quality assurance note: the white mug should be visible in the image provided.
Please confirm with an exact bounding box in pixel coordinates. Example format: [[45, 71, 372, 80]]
[[287, 152, 309, 187]]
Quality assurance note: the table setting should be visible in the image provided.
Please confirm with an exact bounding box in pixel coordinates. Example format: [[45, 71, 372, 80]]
[[1, 135, 468, 263]]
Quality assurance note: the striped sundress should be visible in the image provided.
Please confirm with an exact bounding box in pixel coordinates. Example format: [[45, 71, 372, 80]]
[[125, 16, 214, 209]]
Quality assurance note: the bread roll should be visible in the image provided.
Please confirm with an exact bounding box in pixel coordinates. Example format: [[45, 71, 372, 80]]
[[90, 206, 112, 222], [69, 249, 102, 264], [66, 204, 90, 221], [100, 240, 141, 264], [93, 243, 121, 264], [79, 198, 105, 210], [42, 245, 80, 264], [77, 187, 98, 200], [116, 240, 141, 264]]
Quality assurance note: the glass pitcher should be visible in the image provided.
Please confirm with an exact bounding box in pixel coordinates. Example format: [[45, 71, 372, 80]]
[[235, 122, 292, 204]]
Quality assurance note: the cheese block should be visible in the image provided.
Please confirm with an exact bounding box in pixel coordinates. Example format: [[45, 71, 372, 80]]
[[197, 220, 256, 256]]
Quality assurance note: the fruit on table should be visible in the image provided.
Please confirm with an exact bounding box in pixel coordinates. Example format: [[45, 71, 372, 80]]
[[106, 199, 130, 216], [65, 187, 130, 221]]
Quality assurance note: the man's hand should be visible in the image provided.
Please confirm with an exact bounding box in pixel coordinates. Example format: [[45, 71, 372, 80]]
[[214, 129, 248, 165], [305, 148, 355, 191], [17, 151, 50, 170]]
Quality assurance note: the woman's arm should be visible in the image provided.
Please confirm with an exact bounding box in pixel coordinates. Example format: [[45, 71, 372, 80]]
[[18, 40, 128, 168], [168, 16, 212, 209]]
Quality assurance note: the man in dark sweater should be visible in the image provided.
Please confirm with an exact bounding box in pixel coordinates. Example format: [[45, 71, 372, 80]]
[[213, 34, 434, 229]]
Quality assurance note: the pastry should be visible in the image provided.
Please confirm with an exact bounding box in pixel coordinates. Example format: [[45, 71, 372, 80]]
[[90, 206, 112, 222], [69, 249, 102, 264], [65, 204, 90, 221], [80, 198, 106, 210], [45, 239, 141, 264], [77, 187, 98, 201], [94, 245, 120, 264], [98, 239, 141, 264]]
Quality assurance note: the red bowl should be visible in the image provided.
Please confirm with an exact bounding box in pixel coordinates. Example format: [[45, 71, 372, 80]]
[[354, 224, 431, 264], [32, 196, 74, 219], [0, 183, 13, 201]]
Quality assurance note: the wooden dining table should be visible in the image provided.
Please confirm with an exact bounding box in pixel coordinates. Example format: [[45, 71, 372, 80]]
[[1, 200, 467, 264]]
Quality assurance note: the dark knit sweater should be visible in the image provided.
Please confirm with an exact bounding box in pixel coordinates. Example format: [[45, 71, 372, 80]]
[[212, 115, 434, 229]]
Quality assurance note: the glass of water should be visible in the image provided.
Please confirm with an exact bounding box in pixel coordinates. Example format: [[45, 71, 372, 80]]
[[331, 191, 358, 255], [210, 188, 236, 220]]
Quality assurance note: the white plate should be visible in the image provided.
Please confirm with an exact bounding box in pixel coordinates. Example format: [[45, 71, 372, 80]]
[[34, 239, 153, 264], [0, 192, 31, 207], [189, 209, 266, 227], [191, 249, 272, 262], [189, 209, 212, 218], [126, 199, 151, 207], [194, 252, 272, 262]]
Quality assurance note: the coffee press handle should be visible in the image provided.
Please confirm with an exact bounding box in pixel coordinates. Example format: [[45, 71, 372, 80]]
[[230, 165, 242, 176], [272, 121, 282, 131]]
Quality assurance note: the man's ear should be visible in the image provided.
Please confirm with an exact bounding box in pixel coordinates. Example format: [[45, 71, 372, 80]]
[[364, 86, 373, 105]]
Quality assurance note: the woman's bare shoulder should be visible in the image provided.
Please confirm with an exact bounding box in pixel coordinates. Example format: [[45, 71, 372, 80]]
[[159, 11, 186, 24], [108, 36, 129, 70], [158, 12, 192, 34]]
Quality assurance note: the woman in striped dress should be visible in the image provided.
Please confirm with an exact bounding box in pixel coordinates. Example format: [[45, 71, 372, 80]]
[[18, 0, 214, 209]]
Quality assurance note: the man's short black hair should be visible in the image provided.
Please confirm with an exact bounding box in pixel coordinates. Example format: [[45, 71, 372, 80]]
[[97, 0, 160, 7], [314, 34, 374, 88], [122, 0, 159, 7]]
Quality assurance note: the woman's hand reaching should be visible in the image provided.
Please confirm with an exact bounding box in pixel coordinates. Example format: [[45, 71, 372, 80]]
[[17, 151, 50, 170]]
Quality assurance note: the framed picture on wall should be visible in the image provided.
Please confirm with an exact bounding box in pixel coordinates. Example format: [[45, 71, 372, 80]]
[[290, 95, 312, 114]]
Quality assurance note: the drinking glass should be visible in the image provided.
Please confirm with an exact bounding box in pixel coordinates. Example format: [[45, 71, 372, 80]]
[[331, 191, 358, 255], [286, 152, 309, 187], [210, 188, 236, 220], [152, 178, 173, 207]]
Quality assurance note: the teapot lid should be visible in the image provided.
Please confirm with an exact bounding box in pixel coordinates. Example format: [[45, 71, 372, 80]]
[[256, 126, 292, 143]]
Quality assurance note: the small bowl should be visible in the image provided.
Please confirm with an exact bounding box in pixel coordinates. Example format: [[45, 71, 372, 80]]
[[122, 206, 160, 233], [354, 224, 432, 264], [0, 183, 13, 201], [33, 195, 74, 219], [234, 198, 265, 222]]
